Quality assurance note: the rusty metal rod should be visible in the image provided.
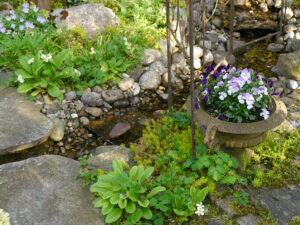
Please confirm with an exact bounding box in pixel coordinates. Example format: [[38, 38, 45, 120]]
[[280, 0, 284, 34], [229, 0, 234, 54], [202, 0, 206, 61], [188, 0, 196, 156], [167, 0, 172, 111]]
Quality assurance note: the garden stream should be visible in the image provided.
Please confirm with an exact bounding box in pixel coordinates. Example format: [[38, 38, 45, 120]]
[[0, 30, 280, 166]]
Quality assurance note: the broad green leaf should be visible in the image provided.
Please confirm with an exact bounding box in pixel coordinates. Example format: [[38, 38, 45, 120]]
[[102, 202, 114, 215], [118, 199, 127, 209], [103, 191, 114, 199], [105, 208, 123, 224], [129, 166, 138, 179], [220, 175, 237, 184], [39, 78, 48, 88], [127, 209, 142, 224], [140, 167, 154, 182], [19, 55, 32, 74], [173, 208, 186, 216], [128, 191, 138, 202], [110, 193, 121, 205], [192, 187, 208, 203], [112, 158, 123, 174], [17, 83, 34, 93], [146, 186, 166, 199], [30, 89, 40, 97], [136, 165, 145, 182], [15, 69, 32, 79], [48, 85, 61, 98], [125, 201, 136, 213], [53, 49, 69, 68], [93, 198, 108, 208], [138, 199, 149, 208], [142, 207, 152, 220]]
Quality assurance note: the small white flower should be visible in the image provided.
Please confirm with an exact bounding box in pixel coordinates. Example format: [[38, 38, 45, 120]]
[[46, 54, 52, 61], [28, 58, 34, 64], [195, 202, 207, 216], [90, 47, 95, 55], [18, 75, 24, 83], [247, 104, 253, 110], [0, 208, 10, 225], [260, 108, 269, 120], [74, 69, 81, 76], [41, 54, 47, 61], [219, 92, 227, 101]]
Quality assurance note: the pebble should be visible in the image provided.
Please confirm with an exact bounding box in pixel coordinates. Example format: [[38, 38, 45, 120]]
[[85, 107, 102, 117], [287, 80, 299, 90], [109, 122, 131, 138]]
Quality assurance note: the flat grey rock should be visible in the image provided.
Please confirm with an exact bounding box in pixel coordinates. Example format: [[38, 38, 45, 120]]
[[0, 155, 104, 225], [246, 186, 300, 225], [0, 88, 52, 156]]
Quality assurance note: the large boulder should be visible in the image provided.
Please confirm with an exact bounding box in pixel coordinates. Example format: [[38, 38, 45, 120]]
[[51, 4, 120, 37], [276, 52, 300, 80], [0, 155, 104, 225], [0, 88, 52, 156], [139, 70, 161, 90]]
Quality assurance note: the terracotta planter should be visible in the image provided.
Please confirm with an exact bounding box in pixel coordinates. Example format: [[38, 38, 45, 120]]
[[186, 94, 287, 149]]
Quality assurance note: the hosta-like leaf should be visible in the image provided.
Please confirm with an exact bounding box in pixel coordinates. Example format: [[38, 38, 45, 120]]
[[53, 49, 69, 68], [129, 166, 138, 179], [102, 202, 114, 215], [93, 198, 108, 208], [146, 186, 166, 199], [138, 199, 149, 208], [140, 167, 154, 182], [112, 158, 123, 174], [125, 201, 136, 213], [118, 199, 127, 209], [220, 175, 237, 184], [128, 191, 138, 202], [102, 191, 114, 199], [48, 85, 61, 98], [127, 209, 142, 224], [142, 207, 152, 220], [173, 208, 186, 216], [110, 193, 121, 205], [17, 83, 34, 93], [105, 208, 123, 224]]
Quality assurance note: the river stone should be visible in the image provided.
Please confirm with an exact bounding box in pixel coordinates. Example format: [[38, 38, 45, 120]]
[[80, 116, 90, 126], [279, 7, 294, 20], [51, 4, 120, 38], [291, 39, 300, 52], [276, 53, 300, 80], [0, 88, 52, 156], [139, 70, 161, 90], [129, 66, 145, 82], [211, 16, 223, 28], [87, 145, 135, 171], [142, 49, 162, 66], [118, 77, 134, 91], [0, 155, 104, 225], [236, 214, 259, 225], [259, 3, 268, 13], [159, 39, 175, 56], [149, 60, 167, 75], [102, 89, 124, 103], [203, 50, 214, 66], [64, 91, 76, 101], [85, 107, 102, 117], [109, 122, 131, 138], [50, 118, 65, 142], [81, 91, 102, 107], [0, 70, 13, 86], [245, 186, 300, 225], [267, 43, 284, 53], [227, 40, 248, 55], [213, 51, 236, 65]]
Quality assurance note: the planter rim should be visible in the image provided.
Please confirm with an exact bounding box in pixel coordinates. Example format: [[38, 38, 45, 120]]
[[186, 93, 287, 134]]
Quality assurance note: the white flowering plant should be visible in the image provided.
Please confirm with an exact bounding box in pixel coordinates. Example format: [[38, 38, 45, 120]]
[[0, 208, 10, 225], [195, 65, 278, 123], [14, 49, 80, 100], [0, 3, 52, 39]]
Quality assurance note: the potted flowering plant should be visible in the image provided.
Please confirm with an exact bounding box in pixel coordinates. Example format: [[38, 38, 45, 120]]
[[195, 65, 277, 123], [186, 64, 287, 149]]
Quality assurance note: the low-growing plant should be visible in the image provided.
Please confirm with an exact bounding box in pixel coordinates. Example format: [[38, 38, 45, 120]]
[[12, 49, 79, 99], [90, 159, 166, 224], [233, 191, 249, 207]]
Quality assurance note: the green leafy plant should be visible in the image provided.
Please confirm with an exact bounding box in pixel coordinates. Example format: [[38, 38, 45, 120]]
[[90, 159, 166, 224], [75, 155, 102, 188], [233, 191, 249, 207], [13, 49, 79, 99]]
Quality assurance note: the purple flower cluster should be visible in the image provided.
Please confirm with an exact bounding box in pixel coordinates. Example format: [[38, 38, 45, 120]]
[[196, 64, 275, 122], [0, 3, 49, 37]]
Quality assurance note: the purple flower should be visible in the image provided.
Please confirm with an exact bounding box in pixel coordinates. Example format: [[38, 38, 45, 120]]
[[147, 177, 151, 182], [19, 25, 25, 31], [9, 10, 15, 14], [23, 3, 29, 8], [217, 65, 227, 72], [11, 14, 17, 20], [268, 79, 274, 88], [227, 83, 240, 95], [0, 28, 6, 33], [0, 23, 3, 28], [211, 70, 220, 80], [268, 105, 273, 111], [25, 22, 34, 29], [11, 23, 15, 29], [194, 97, 200, 109], [20, 18, 24, 22], [37, 16, 46, 24], [201, 88, 211, 102], [204, 64, 214, 76], [229, 67, 236, 74], [271, 92, 280, 96], [33, 6, 39, 12], [198, 73, 207, 85], [218, 114, 227, 120], [251, 87, 260, 95], [23, 7, 29, 13], [6, 16, 11, 21]]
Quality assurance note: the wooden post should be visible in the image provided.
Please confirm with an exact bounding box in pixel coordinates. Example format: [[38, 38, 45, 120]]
[[229, 0, 234, 54], [30, 0, 51, 11], [167, 0, 172, 111]]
